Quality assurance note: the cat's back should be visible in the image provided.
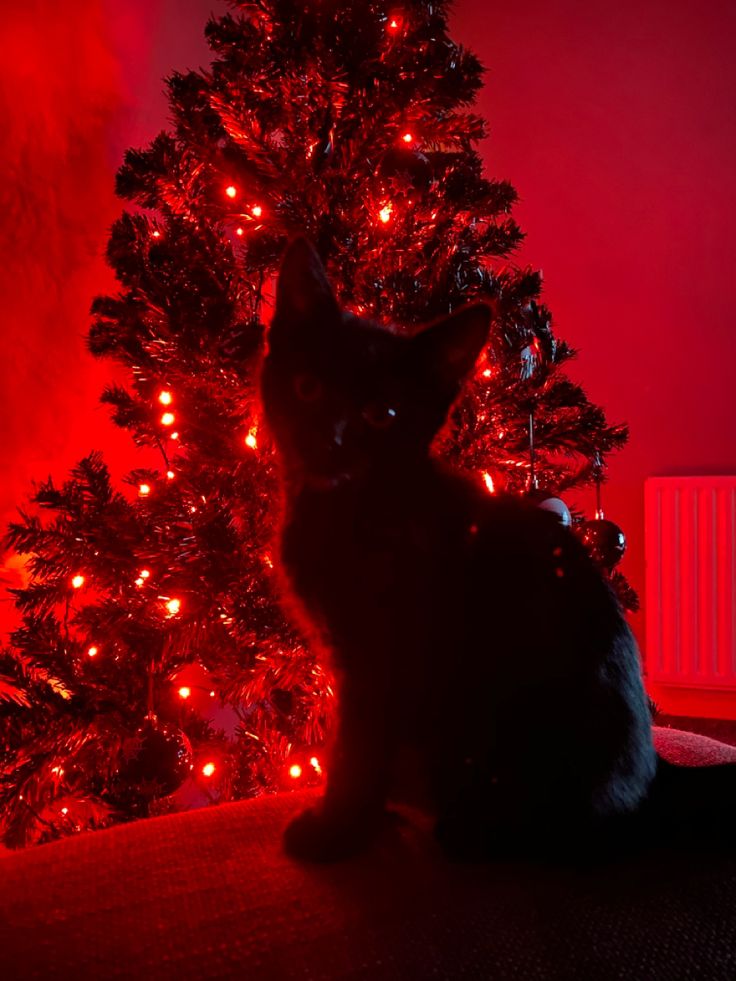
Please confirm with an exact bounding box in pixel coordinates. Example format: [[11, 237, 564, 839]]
[[422, 462, 567, 563], [426, 465, 626, 664]]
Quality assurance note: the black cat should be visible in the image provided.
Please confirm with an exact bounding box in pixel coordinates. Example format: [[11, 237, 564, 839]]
[[261, 238, 734, 863]]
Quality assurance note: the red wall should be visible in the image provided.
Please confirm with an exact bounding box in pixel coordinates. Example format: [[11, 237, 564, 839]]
[[0, 1, 125, 616], [452, 0, 736, 645], [2, 0, 735, 644]]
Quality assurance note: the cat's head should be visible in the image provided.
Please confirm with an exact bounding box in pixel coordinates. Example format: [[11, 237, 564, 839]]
[[261, 238, 492, 488]]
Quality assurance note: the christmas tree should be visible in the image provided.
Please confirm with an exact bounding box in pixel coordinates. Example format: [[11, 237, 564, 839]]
[[0, 0, 631, 848]]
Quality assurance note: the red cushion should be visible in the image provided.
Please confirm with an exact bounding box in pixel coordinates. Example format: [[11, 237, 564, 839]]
[[1, 727, 735, 980], [653, 725, 736, 765]]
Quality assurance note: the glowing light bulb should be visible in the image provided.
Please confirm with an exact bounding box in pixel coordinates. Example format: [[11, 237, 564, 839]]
[[61, 807, 69, 815], [388, 17, 401, 31], [87, 646, 98, 657], [178, 686, 191, 699], [152, 230, 161, 239], [209, 690, 216, 697], [166, 470, 175, 480], [245, 428, 258, 450], [161, 412, 175, 426], [251, 205, 262, 218], [202, 762, 216, 777], [166, 598, 181, 616], [482, 472, 495, 494], [71, 574, 85, 589], [289, 764, 302, 779], [482, 368, 492, 379], [379, 203, 393, 224], [170, 432, 179, 441], [310, 756, 323, 775], [139, 483, 151, 497], [235, 227, 244, 236], [158, 390, 173, 406], [263, 553, 273, 569], [402, 132, 413, 144], [225, 184, 238, 199], [140, 569, 151, 579]]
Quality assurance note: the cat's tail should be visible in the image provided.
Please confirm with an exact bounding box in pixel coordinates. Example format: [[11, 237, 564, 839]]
[[641, 754, 736, 844]]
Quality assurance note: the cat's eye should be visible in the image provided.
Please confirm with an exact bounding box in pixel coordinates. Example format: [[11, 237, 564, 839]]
[[362, 402, 398, 430], [293, 373, 323, 403]]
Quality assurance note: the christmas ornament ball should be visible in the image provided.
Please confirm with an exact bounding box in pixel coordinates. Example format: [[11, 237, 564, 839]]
[[580, 518, 627, 570], [119, 717, 193, 799], [379, 145, 432, 193], [527, 488, 572, 527]]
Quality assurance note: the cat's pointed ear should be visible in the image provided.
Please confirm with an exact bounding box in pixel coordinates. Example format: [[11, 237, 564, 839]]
[[412, 303, 494, 393], [273, 237, 340, 333]]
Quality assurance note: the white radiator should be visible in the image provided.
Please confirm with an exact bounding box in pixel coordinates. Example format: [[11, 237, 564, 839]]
[[645, 476, 736, 689]]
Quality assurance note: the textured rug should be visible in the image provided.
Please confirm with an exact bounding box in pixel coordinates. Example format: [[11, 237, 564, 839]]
[[1, 727, 735, 980]]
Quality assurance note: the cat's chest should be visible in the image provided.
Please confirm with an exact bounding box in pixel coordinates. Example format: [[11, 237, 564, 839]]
[[280, 486, 456, 603], [284, 492, 429, 567]]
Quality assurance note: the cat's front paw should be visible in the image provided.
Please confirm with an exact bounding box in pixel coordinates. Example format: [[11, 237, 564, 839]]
[[283, 807, 377, 863]]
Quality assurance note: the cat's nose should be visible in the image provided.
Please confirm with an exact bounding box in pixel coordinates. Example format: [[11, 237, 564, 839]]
[[332, 420, 348, 448]]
